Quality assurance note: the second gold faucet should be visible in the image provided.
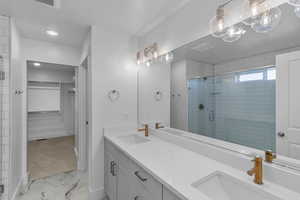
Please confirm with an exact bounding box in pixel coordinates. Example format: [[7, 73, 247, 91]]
[[138, 124, 149, 137], [155, 122, 164, 129], [247, 156, 263, 185]]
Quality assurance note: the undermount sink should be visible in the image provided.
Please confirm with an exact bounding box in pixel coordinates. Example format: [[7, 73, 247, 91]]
[[191, 171, 282, 200], [118, 134, 150, 145]]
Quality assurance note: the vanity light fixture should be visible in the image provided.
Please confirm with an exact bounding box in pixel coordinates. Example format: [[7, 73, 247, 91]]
[[136, 43, 174, 66], [210, 0, 246, 42], [210, 0, 284, 43], [144, 43, 159, 60]]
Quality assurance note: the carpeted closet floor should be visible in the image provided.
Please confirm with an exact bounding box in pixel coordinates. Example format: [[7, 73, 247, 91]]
[[28, 136, 76, 180]]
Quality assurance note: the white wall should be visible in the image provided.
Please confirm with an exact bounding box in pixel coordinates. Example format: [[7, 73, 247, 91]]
[[138, 63, 171, 127], [214, 46, 300, 75], [89, 26, 138, 199], [171, 60, 188, 130], [186, 60, 213, 80], [28, 67, 74, 83], [22, 38, 81, 66], [9, 18, 24, 200], [19, 37, 81, 192]]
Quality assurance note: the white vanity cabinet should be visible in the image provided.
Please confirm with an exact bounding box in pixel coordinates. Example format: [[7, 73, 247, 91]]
[[105, 139, 168, 200], [163, 187, 181, 200], [104, 150, 117, 200]]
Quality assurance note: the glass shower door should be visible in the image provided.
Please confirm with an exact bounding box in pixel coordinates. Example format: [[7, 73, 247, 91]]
[[188, 77, 215, 137]]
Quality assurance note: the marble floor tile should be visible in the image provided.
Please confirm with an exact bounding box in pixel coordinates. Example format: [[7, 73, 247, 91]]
[[17, 171, 88, 200]]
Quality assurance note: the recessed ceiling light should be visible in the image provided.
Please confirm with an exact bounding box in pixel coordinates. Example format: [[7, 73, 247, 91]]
[[33, 62, 41, 67], [46, 30, 59, 36]]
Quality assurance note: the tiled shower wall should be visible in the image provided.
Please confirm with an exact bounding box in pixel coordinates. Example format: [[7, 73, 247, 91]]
[[0, 15, 9, 200], [188, 67, 276, 151]]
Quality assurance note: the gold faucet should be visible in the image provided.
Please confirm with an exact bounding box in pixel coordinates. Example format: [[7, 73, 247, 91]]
[[265, 150, 276, 163], [138, 124, 149, 137], [155, 122, 164, 129], [247, 156, 263, 185]]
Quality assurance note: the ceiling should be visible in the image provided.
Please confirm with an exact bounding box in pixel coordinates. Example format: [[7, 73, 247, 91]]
[[0, 0, 191, 47], [174, 3, 300, 65]]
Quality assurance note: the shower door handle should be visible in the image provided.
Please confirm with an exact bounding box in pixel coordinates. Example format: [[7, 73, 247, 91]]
[[277, 132, 285, 138], [209, 111, 215, 121]]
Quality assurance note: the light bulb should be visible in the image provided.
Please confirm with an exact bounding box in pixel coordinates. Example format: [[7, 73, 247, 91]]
[[262, 14, 271, 25], [165, 52, 174, 63], [46, 29, 59, 36], [153, 51, 159, 59], [251, 2, 259, 16], [288, 0, 300, 6], [145, 60, 152, 67], [242, 0, 268, 26], [136, 52, 142, 65], [222, 25, 246, 43], [217, 18, 224, 32], [210, 7, 227, 38], [251, 6, 282, 33], [33, 62, 41, 67], [295, 7, 300, 18]]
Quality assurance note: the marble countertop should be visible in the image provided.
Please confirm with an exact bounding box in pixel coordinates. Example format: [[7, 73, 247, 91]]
[[104, 130, 300, 200]]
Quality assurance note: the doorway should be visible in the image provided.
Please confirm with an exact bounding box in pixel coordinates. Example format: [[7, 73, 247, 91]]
[[26, 61, 77, 180]]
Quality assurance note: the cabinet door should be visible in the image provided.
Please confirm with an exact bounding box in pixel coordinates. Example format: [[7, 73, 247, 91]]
[[163, 187, 181, 200], [277, 51, 300, 159], [117, 164, 134, 200], [131, 178, 162, 200], [105, 152, 117, 200]]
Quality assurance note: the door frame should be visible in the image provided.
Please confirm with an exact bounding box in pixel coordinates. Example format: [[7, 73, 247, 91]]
[[23, 61, 81, 180], [76, 57, 89, 171]]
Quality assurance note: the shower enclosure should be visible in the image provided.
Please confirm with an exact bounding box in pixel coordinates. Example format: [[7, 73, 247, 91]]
[[188, 67, 276, 151], [0, 15, 10, 200]]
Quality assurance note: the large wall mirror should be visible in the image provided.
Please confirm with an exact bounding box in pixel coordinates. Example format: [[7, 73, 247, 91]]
[[138, 2, 300, 166]]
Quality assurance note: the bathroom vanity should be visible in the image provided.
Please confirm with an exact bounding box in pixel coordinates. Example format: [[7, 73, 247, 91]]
[[104, 129, 300, 200], [104, 134, 180, 200]]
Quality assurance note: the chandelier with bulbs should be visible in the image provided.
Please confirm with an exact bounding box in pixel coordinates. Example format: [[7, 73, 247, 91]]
[[136, 43, 174, 67], [210, 0, 300, 43]]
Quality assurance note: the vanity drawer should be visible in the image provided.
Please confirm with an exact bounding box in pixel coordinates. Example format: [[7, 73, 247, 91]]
[[132, 173, 162, 200], [118, 152, 162, 199], [131, 165, 162, 200]]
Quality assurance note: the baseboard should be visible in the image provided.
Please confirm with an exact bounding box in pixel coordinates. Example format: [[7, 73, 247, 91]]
[[20, 172, 30, 194], [89, 187, 105, 200], [28, 132, 74, 141], [11, 173, 27, 200]]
